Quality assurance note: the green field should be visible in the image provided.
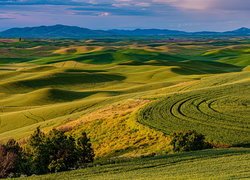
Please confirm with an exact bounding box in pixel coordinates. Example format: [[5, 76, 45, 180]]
[[138, 71, 250, 146], [21, 148, 250, 180], [0, 38, 249, 178]]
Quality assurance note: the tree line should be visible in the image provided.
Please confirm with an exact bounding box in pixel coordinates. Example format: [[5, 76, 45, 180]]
[[0, 127, 94, 178], [0, 126, 212, 178]]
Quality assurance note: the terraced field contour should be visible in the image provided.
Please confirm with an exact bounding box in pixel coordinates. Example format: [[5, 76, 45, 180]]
[[139, 72, 250, 145]]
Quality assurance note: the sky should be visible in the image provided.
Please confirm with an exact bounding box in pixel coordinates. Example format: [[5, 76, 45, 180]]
[[0, 0, 249, 31]]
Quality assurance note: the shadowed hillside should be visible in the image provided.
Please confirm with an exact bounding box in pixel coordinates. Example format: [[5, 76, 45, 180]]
[[0, 38, 249, 163]]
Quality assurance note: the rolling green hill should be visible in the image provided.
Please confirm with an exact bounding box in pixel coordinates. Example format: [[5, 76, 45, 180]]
[[138, 71, 250, 146], [0, 38, 249, 179], [21, 148, 250, 180]]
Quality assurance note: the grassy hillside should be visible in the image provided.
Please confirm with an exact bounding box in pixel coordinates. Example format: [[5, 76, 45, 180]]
[[138, 71, 250, 146], [0, 38, 249, 159], [21, 148, 250, 180]]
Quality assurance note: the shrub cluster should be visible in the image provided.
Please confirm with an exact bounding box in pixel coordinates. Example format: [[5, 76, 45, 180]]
[[0, 139, 28, 178], [0, 128, 94, 178], [170, 130, 212, 152]]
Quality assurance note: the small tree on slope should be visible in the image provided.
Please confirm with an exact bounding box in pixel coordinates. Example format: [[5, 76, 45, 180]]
[[170, 130, 212, 152]]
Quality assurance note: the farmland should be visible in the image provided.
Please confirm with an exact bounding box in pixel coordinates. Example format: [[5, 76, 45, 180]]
[[139, 71, 250, 146], [22, 148, 250, 180], [0, 38, 249, 178]]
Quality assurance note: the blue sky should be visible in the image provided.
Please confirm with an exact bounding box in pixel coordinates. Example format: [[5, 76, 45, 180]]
[[0, 0, 249, 31]]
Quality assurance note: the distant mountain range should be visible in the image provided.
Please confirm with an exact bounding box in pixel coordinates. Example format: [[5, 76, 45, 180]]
[[0, 25, 249, 38]]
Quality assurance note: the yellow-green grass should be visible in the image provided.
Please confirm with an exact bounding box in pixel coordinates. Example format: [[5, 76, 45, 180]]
[[0, 39, 250, 158], [53, 46, 105, 55], [1, 65, 249, 157], [19, 148, 250, 180], [0, 62, 232, 136], [203, 45, 250, 66], [138, 71, 250, 146], [63, 99, 170, 158], [0, 61, 180, 157]]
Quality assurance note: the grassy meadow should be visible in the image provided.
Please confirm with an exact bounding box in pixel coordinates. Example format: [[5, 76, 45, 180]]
[[20, 148, 250, 180], [0, 38, 249, 178]]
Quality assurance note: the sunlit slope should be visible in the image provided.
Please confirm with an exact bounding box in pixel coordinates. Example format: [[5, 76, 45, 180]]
[[0, 63, 186, 140], [23, 148, 250, 180], [1, 39, 250, 67], [30, 46, 250, 68], [139, 71, 250, 145], [0, 69, 125, 94], [0, 59, 247, 142], [0, 39, 250, 158], [203, 45, 250, 66], [53, 46, 105, 55], [65, 99, 170, 158], [31, 49, 189, 65]]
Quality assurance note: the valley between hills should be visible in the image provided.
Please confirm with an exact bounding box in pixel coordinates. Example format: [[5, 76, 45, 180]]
[[0, 38, 249, 179]]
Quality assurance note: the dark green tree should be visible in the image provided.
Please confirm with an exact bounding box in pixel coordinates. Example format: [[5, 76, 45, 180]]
[[27, 128, 95, 174], [28, 127, 49, 174], [1, 125, 95, 177], [170, 130, 212, 152], [46, 129, 78, 173], [76, 132, 95, 166]]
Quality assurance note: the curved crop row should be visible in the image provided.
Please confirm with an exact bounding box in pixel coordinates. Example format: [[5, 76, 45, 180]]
[[138, 81, 250, 145]]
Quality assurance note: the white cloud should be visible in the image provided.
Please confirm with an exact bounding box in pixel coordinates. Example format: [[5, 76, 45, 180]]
[[135, 2, 151, 7], [98, 12, 110, 16], [152, 0, 209, 10], [153, 0, 250, 10]]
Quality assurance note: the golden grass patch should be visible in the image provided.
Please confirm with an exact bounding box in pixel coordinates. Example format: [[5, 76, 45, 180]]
[[53, 46, 104, 55], [59, 99, 171, 158]]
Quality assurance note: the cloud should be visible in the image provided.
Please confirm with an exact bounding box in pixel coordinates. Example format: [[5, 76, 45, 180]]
[[212, 0, 250, 11], [0, 0, 249, 31], [98, 12, 110, 16], [0, 0, 154, 16], [0, 0, 250, 11], [113, 0, 151, 7], [70, 1, 154, 17], [0, 0, 88, 6], [152, 0, 210, 10], [153, 0, 250, 11], [0, 17, 14, 20], [0, 12, 18, 20], [72, 6, 153, 16]]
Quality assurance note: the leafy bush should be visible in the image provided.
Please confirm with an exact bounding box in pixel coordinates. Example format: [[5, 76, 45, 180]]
[[28, 127, 48, 174], [28, 127, 94, 174], [0, 127, 95, 178], [76, 132, 95, 166], [0, 139, 29, 178], [170, 130, 212, 152]]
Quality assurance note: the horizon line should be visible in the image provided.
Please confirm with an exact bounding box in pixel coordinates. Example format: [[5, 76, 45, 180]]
[[1, 24, 249, 33]]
